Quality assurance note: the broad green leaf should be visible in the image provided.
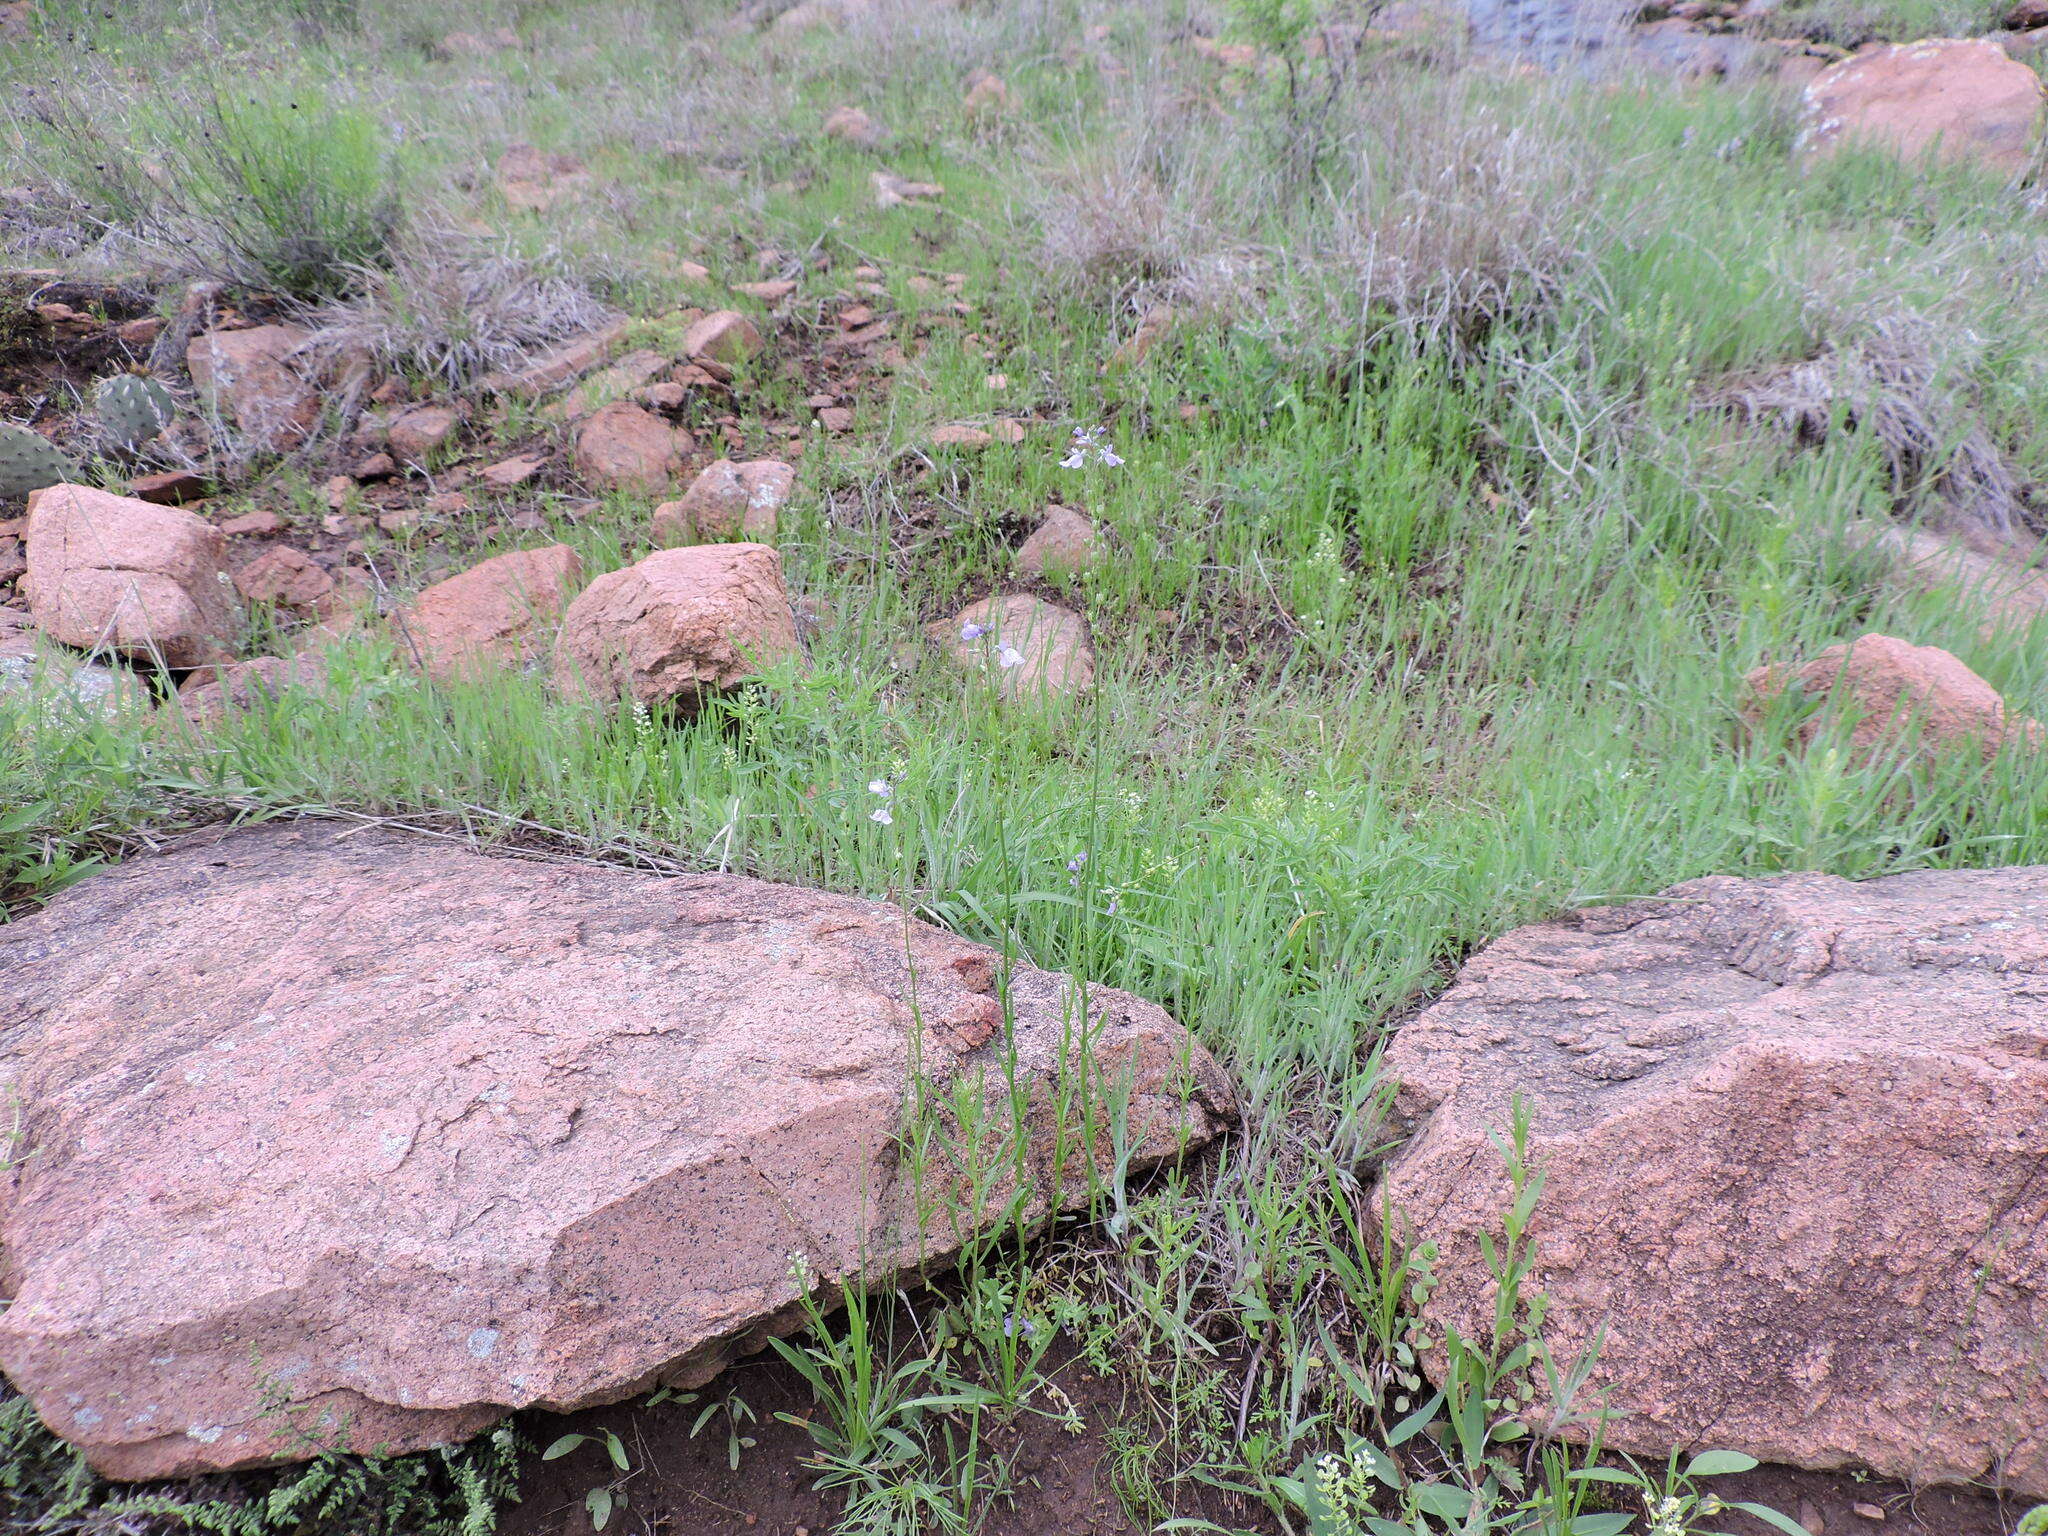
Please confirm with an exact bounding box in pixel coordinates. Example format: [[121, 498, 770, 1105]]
[[1411, 1482, 1473, 1521], [1731, 1500, 1815, 1536], [1686, 1449, 1759, 1478]]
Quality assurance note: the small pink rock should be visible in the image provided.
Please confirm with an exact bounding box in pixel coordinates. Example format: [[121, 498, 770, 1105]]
[[480, 455, 547, 489], [652, 460, 797, 544], [1016, 506, 1100, 579], [385, 404, 461, 462], [574, 402, 685, 494], [127, 470, 210, 506], [681, 310, 764, 367], [171, 652, 325, 728], [732, 280, 797, 303], [479, 318, 631, 398], [823, 104, 884, 146], [929, 594, 1093, 700], [1744, 632, 2040, 764], [553, 543, 799, 710], [816, 406, 855, 433], [404, 544, 583, 681], [186, 325, 320, 453], [24, 484, 238, 667], [219, 509, 284, 538], [931, 423, 992, 448], [234, 546, 333, 609]]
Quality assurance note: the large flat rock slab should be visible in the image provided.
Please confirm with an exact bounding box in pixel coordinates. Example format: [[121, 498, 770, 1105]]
[[0, 822, 1233, 1480], [1379, 866, 2048, 1496]]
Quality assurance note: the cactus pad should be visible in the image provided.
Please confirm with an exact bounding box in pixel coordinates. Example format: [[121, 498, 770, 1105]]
[[0, 423, 77, 503], [93, 372, 179, 450]]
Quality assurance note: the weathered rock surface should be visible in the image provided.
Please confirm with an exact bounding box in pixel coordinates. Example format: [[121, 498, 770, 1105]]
[[1016, 505, 1101, 579], [0, 820, 1233, 1478], [1379, 866, 2048, 1495], [1109, 304, 1180, 368], [170, 652, 325, 728], [1800, 38, 2046, 175], [127, 470, 209, 507], [930, 594, 1093, 699], [233, 545, 333, 610], [1847, 522, 2048, 637], [1743, 632, 2040, 763], [558, 350, 671, 421], [962, 69, 1009, 114], [652, 459, 796, 544], [405, 544, 583, 680], [24, 484, 237, 667], [824, 104, 883, 146], [873, 171, 945, 208], [386, 404, 462, 462], [680, 310, 763, 367], [553, 543, 799, 709], [186, 324, 321, 452], [496, 143, 594, 212], [574, 402, 684, 494], [479, 319, 631, 399]]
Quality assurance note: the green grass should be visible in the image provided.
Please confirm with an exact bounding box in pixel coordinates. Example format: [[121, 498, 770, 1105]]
[[4, 0, 2048, 1531]]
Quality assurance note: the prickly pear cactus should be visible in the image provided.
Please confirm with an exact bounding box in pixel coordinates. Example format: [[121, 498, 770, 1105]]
[[0, 423, 77, 503], [93, 371, 178, 450]]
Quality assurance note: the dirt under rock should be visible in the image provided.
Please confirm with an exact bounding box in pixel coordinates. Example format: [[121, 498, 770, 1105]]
[[502, 1341, 2026, 1536]]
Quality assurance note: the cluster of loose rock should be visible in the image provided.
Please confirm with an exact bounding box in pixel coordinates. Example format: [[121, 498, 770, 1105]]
[[3, 474, 1104, 727]]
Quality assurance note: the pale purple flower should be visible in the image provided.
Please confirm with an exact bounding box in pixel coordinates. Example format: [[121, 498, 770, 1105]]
[[870, 806, 893, 826], [868, 778, 893, 798], [960, 621, 988, 642], [995, 644, 1025, 670], [1062, 425, 1122, 469]]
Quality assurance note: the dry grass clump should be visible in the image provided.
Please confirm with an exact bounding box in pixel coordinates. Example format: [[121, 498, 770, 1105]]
[[305, 227, 614, 388], [1717, 233, 2048, 536], [1033, 125, 1223, 309], [1314, 82, 1590, 353], [1023, 60, 1593, 359], [1719, 314, 2029, 534]]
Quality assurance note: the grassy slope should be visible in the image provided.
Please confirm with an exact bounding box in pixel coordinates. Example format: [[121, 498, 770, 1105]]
[[3, 0, 2048, 1531]]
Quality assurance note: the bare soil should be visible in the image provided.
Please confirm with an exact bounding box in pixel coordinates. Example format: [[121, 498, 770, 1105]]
[[505, 1346, 2023, 1536]]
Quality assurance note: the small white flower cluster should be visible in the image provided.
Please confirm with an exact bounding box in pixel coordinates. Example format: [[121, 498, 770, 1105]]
[[1060, 425, 1123, 469]]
